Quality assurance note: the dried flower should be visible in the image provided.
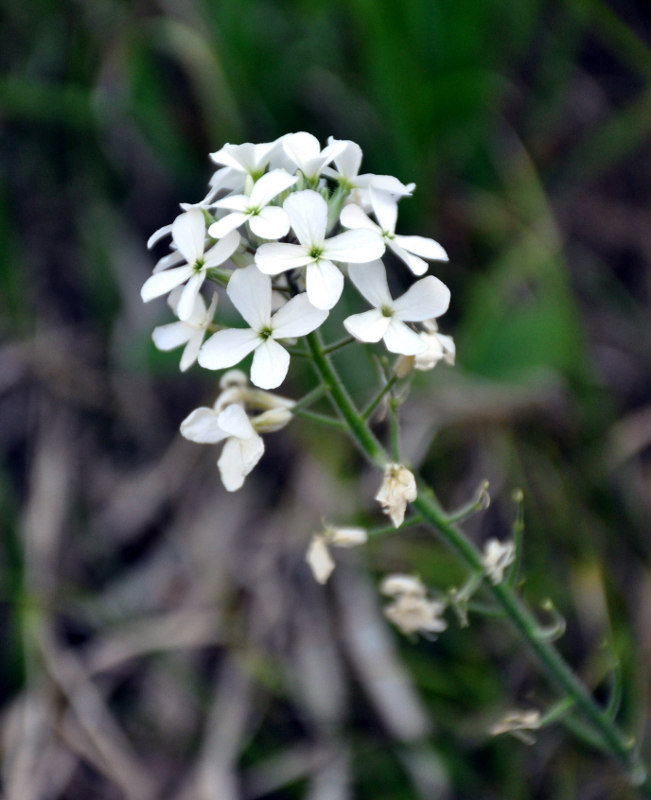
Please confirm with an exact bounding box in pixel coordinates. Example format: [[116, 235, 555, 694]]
[[482, 539, 516, 585], [375, 463, 417, 527]]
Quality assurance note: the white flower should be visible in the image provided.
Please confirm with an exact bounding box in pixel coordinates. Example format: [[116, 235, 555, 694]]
[[306, 524, 368, 584], [209, 139, 282, 180], [152, 288, 218, 372], [141, 209, 240, 321], [344, 261, 451, 355], [180, 402, 265, 492], [340, 189, 448, 276], [198, 264, 328, 389], [280, 132, 347, 180], [375, 463, 417, 527], [379, 573, 447, 637], [255, 190, 385, 310], [321, 138, 415, 204], [208, 169, 298, 240], [481, 539, 516, 585]]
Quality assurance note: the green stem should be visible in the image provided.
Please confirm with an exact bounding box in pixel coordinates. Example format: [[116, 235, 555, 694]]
[[303, 330, 651, 796], [322, 335, 356, 355], [362, 373, 400, 420]]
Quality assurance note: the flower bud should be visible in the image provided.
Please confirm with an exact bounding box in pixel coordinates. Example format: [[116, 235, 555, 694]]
[[251, 407, 294, 433]]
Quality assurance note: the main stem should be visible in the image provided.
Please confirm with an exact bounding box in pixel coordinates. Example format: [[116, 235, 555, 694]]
[[305, 331, 650, 796]]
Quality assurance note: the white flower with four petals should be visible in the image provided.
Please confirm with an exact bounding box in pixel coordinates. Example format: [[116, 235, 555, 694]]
[[152, 288, 218, 372]]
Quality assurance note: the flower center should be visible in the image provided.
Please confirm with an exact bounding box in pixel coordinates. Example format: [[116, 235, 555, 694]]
[[193, 258, 205, 272], [381, 305, 394, 318], [309, 246, 324, 261], [259, 326, 273, 340]]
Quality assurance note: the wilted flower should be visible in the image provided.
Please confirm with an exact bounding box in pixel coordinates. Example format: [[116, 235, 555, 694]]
[[380, 573, 447, 637], [375, 463, 417, 527], [490, 709, 541, 744], [482, 539, 516, 585], [305, 523, 368, 584]]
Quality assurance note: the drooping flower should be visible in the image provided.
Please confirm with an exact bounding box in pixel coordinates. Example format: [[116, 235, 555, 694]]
[[344, 261, 451, 355], [255, 190, 385, 310], [380, 573, 447, 638], [141, 209, 240, 321], [208, 169, 298, 240], [490, 709, 541, 744], [152, 288, 218, 372], [481, 539, 516, 585], [341, 189, 448, 276], [305, 524, 368, 584], [375, 463, 418, 527], [180, 402, 265, 492], [198, 264, 328, 389]]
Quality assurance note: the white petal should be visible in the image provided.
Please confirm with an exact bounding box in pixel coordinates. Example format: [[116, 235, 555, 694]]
[[226, 265, 271, 329], [284, 190, 327, 247], [208, 212, 248, 239], [383, 320, 427, 355], [282, 132, 321, 169], [141, 265, 193, 302], [305, 260, 344, 310], [198, 328, 260, 370], [249, 206, 290, 240], [180, 407, 228, 444], [306, 536, 335, 584], [369, 189, 398, 234], [147, 223, 173, 249], [255, 242, 313, 274], [153, 250, 184, 274], [271, 293, 328, 338], [393, 234, 448, 262], [177, 272, 205, 322], [217, 437, 247, 491], [344, 309, 391, 342], [249, 169, 298, 207], [250, 338, 290, 389], [212, 194, 250, 212], [359, 174, 414, 196], [179, 331, 204, 371], [339, 204, 379, 232], [323, 228, 385, 264], [393, 275, 451, 321], [388, 240, 428, 276], [172, 209, 206, 264], [152, 321, 193, 351], [217, 403, 257, 440], [330, 138, 362, 179], [202, 229, 240, 267], [348, 261, 393, 307]]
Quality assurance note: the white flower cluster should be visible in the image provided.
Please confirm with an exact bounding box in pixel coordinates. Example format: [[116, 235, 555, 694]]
[[142, 133, 455, 491]]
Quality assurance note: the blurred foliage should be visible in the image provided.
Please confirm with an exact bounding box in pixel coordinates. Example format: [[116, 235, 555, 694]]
[[1, 0, 650, 798]]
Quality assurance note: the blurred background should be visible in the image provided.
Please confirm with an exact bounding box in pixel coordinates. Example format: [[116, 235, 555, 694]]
[[1, 0, 650, 797]]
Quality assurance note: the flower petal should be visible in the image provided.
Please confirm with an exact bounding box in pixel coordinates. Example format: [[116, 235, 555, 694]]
[[212, 194, 249, 212], [180, 407, 228, 443], [305, 260, 344, 310], [323, 228, 385, 264], [177, 272, 205, 321], [198, 328, 260, 370], [284, 190, 327, 247], [344, 309, 391, 342], [271, 293, 328, 339], [249, 206, 290, 240], [330, 138, 362, 179], [179, 331, 205, 371], [250, 338, 290, 389], [255, 242, 313, 274], [392, 275, 451, 321], [282, 131, 320, 169], [388, 240, 428, 276], [141, 265, 193, 302], [348, 261, 393, 308], [217, 433, 264, 491], [383, 320, 427, 355], [306, 536, 335, 584], [227, 265, 271, 329], [250, 169, 298, 207], [208, 212, 248, 239], [202, 229, 240, 267], [217, 403, 257, 439], [147, 223, 173, 249], [152, 321, 193, 351], [339, 204, 379, 232], [393, 234, 448, 262], [369, 189, 398, 234], [172, 209, 206, 264]]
